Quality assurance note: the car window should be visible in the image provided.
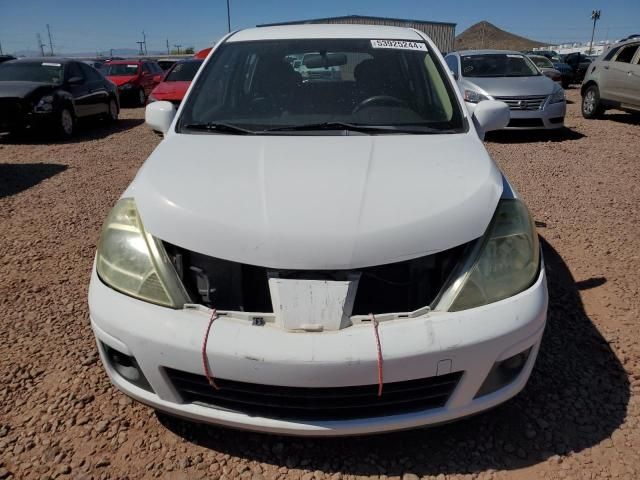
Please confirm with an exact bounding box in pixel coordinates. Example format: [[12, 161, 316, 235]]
[[142, 63, 151, 74], [615, 44, 639, 64], [530, 56, 553, 69], [100, 63, 139, 76], [153, 63, 163, 73], [66, 62, 85, 82], [165, 61, 203, 82], [602, 46, 622, 61], [0, 61, 64, 84], [79, 62, 103, 81], [445, 55, 459, 76], [179, 38, 465, 134], [461, 54, 540, 77]]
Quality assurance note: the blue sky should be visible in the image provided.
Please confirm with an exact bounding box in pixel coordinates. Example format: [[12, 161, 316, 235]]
[[1, 0, 638, 54]]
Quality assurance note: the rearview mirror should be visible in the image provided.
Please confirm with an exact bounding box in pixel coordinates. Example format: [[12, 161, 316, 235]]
[[472, 100, 510, 139], [146, 101, 176, 135], [303, 53, 347, 69]]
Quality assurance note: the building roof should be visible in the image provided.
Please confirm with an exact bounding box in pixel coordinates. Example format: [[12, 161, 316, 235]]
[[258, 14, 456, 28], [230, 24, 426, 43]]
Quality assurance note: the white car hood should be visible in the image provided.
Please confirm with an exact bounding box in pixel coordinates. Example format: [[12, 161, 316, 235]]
[[130, 133, 503, 269]]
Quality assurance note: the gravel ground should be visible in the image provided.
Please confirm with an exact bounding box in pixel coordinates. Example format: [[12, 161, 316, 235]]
[[1, 90, 639, 480]]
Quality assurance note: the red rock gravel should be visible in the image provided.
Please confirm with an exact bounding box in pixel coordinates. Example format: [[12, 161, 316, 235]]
[[1, 90, 639, 480]]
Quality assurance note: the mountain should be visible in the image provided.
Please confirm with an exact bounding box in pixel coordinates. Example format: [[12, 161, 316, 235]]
[[455, 21, 546, 51]]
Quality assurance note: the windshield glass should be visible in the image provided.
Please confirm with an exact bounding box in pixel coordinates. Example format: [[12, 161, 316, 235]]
[[178, 38, 464, 134], [165, 60, 203, 82], [0, 62, 64, 83], [461, 54, 541, 77], [100, 63, 139, 76], [530, 56, 553, 68]]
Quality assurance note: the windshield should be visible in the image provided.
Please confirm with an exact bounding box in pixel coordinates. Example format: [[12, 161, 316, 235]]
[[530, 56, 553, 69], [178, 38, 464, 134], [165, 60, 203, 82], [461, 54, 541, 77], [0, 62, 64, 83], [100, 63, 139, 76]]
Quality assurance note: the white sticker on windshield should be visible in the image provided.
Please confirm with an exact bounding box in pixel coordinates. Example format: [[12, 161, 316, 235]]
[[371, 40, 427, 51], [42, 62, 61, 67], [127, 64, 138, 68], [506, 54, 524, 58]]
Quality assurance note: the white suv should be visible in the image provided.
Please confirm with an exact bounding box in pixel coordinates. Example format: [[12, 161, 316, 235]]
[[89, 24, 547, 436]]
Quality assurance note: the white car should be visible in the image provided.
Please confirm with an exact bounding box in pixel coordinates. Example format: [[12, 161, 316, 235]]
[[89, 24, 547, 436]]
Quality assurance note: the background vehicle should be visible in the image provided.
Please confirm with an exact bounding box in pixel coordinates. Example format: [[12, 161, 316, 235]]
[[446, 49, 566, 129], [83, 59, 105, 70], [194, 47, 212, 59], [563, 52, 593, 84], [551, 60, 573, 88], [156, 58, 177, 71], [528, 54, 563, 85], [147, 59, 203, 106], [100, 59, 162, 106], [0, 55, 16, 64], [522, 50, 558, 60], [0, 57, 119, 138], [581, 38, 640, 119]]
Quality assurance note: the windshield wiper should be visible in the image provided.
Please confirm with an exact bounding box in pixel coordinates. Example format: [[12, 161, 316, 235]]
[[182, 122, 257, 135], [263, 122, 445, 135]]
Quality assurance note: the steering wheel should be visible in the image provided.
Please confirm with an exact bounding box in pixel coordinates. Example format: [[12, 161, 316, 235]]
[[352, 95, 407, 114]]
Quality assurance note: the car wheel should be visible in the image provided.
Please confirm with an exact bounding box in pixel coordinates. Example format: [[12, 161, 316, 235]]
[[582, 85, 604, 119], [107, 98, 119, 122], [137, 89, 146, 107], [57, 108, 75, 138]]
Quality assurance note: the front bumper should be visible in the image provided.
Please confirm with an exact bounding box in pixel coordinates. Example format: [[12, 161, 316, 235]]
[[89, 266, 548, 436], [466, 99, 566, 130]]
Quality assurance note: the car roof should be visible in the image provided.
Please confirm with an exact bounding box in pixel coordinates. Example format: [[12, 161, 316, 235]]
[[107, 59, 145, 64], [228, 24, 424, 42], [11, 57, 74, 64], [453, 49, 525, 56]]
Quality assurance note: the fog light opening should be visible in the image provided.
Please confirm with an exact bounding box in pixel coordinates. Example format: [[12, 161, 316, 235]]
[[475, 347, 532, 398], [102, 343, 153, 392]]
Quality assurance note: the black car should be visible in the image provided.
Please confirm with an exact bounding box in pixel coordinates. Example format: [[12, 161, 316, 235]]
[[0, 58, 119, 138], [0, 55, 16, 64], [562, 53, 593, 84], [552, 61, 574, 88]]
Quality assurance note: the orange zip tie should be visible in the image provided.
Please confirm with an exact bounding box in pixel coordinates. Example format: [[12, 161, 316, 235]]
[[369, 313, 384, 396], [202, 308, 220, 390]]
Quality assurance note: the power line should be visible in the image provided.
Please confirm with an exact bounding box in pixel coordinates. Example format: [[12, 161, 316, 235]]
[[46, 24, 54, 55], [36, 33, 46, 56]]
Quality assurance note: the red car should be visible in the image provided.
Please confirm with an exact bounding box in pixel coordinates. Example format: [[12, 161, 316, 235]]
[[100, 59, 163, 106], [147, 59, 203, 106]]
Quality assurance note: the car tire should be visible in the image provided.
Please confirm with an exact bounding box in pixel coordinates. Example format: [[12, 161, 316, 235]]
[[582, 85, 604, 119], [561, 80, 570, 89], [137, 88, 146, 107], [106, 97, 119, 123], [57, 107, 75, 138]]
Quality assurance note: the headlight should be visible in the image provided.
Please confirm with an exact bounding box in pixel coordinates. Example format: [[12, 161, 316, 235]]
[[549, 88, 565, 104], [96, 198, 189, 308], [464, 89, 491, 103], [120, 83, 132, 90], [443, 199, 540, 312], [35, 95, 54, 112]]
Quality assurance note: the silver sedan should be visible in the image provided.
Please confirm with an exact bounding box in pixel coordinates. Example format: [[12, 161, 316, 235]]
[[445, 50, 566, 130]]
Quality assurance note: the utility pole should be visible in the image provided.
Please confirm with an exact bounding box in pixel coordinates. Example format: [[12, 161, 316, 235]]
[[136, 41, 145, 55], [142, 30, 147, 55], [589, 10, 601, 55], [166, 38, 170, 55], [0, 40, 3, 55], [110, 48, 114, 57], [227, 0, 231, 32], [174, 44, 182, 55], [46, 24, 54, 55], [36, 33, 46, 56]]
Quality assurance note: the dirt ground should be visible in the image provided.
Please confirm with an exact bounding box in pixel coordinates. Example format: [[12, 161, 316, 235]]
[[1, 89, 639, 480]]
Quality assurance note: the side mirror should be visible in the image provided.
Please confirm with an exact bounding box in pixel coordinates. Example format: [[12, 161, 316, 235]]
[[146, 101, 176, 135], [153, 74, 163, 83], [472, 100, 510, 139], [68, 76, 83, 85]]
